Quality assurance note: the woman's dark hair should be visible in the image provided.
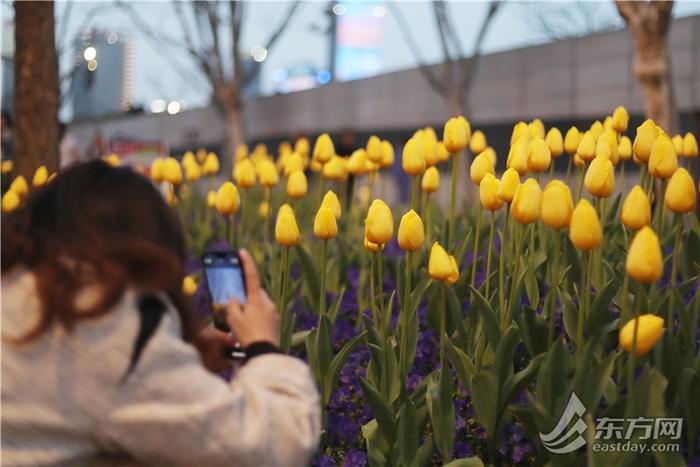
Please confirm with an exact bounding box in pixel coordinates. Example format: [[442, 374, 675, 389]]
[[2, 160, 196, 343]]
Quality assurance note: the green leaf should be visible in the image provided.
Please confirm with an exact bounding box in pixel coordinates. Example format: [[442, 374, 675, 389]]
[[410, 277, 432, 313], [445, 284, 471, 352], [327, 286, 346, 324], [399, 303, 419, 379], [558, 288, 578, 343], [585, 279, 619, 336], [316, 315, 332, 376], [468, 285, 501, 349], [442, 458, 485, 467], [291, 329, 312, 348], [517, 306, 549, 358], [295, 244, 320, 309], [445, 337, 477, 392], [470, 369, 499, 438], [502, 353, 546, 413], [362, 419, 387, 467], [524, 262, 540, 310], [323, 330, 367, 405], [417, 433, 435, 467], [494, 324, 519, 388], [535, 338, 570, 416], [397, 399, 419, 467], [427, 369, 455, 461], [360, 377, 397, 447], [305, 328, 320, 384]]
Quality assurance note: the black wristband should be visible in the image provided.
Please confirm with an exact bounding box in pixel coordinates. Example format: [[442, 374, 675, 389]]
[[243, 341, 282, 363]]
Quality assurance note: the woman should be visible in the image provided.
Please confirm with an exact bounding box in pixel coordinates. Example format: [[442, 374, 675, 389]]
[[1, 161, 320, 466]]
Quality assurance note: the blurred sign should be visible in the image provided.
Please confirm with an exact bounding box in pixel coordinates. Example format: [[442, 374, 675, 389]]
[[335, 2, 383, 81], [109, 138, 163, 166]]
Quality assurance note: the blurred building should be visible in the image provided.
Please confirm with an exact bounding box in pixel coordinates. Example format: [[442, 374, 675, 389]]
[[1, 20, 15, 116], [71, 30, 134, 120]]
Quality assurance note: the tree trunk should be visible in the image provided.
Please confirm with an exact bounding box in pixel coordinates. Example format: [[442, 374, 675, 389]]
[[615, 1, 677, 133], [13, 1, 60, 178], [215, 83, 246, 174]]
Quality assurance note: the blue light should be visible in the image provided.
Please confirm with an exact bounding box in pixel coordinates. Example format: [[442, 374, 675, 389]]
[[317, 70, 331, 84], [271, 68, 289, 83]]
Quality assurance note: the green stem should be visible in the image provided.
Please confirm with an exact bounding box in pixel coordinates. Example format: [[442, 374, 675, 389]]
[[425, 193, 432, 245], [279, 247, 292, 352], [369, 252, 377, 326], [320, 239, 328, 316], [471, 207, 483, 291], [577, 250, 591, 356], [439, 284, 446, 368], [576, 163, 586, 200], [668, 213, 683, 328], [656, 179, 666, 234], [400, 250, 412, 382], [227, 214, 234, 247], [565, 156, 573, 187], [410, 175, 420, 213], [316, 174, 325, 208], [627, 281, 643, 415], [498, 209, 509, 316], [485, 211, 495, 298], [620, 161, 626, 195], [376, 250, 384, 319], [548, 231, 561, 344], [263, 187, 271, 247], [504, 223, 525, 329], [448, 151, 461, 248]]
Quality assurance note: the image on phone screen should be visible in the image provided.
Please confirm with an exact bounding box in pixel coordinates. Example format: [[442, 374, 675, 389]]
[[203, 252, 247, 306]]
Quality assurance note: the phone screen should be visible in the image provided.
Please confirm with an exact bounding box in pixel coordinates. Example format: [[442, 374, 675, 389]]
[[203, 251, 247, 332]]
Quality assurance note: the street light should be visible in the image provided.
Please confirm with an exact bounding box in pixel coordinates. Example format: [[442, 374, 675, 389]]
[[83, 46, 97, 61], [166, 101, 182, 115], [250, 45, 268, 63]]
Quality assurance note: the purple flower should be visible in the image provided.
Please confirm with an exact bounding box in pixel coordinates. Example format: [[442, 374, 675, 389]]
[[342, 448, 368, 467]]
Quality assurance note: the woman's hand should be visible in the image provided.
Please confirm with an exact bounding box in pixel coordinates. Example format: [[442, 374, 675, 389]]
[[226, 249, 280, 348], [195, 324, 236, 373]]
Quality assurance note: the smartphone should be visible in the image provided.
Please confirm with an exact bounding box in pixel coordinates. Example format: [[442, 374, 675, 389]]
[[202, 250, 247, 358]]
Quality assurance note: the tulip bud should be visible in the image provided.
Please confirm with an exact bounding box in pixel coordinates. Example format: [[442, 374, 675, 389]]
[[569, 199, 602, 250], [479, 173, 503, 211], [286, 170, 308, 199], [348, 149, 368, 175], [626, 226, 663, 283], [633, 119, 658, 162], [206, 190, 216, 208], [682, 132, 698, 158], [497, 168, 520, 203], [1, 160, 13, 174], [103, 153, 120, 167], [648, 135, 678, 179], [584, 155, 615, 198], [2, 190, 20, 212], [32, 165, 49, 187], [364, 235, 380, 253], [507, 140, 528, 175], [545, 128, 564, 158], [564, 127, 581, 154], [202, 152, 220, 175], [540, 180, 573, 230], [577, 131, 596, 161], [470, 152, 495, 185], [365, 199, 394, 245], [314, 204, 338, 240], [672, 135, 684, 155], [573, 153, 585, 167], [182, 276, 198, 296], [283, 152, 304, 177], [259, 159, 280, 187], [510, 121, 529, 147], [323, 156, 348, 182], [235, 144, 249, 162], [423, 137, 439, 167], [665, 168, 696, 213], [421, 166, 440, 193], [527, 138, 551, 172], [618, 136, 632, 161], [398, 209, 425, 251], [322, 190, 342, 219], [151, 158, 165, 182], [435, 142, 450, 163], [446, 255, 460, 285], [619, 314, 664, 357], [163, 157, 183, 185], [366, 135, 383, 163], [511, 178, 542, 224], [621, 185, 651, 230], [313, 133, 335, 164], [589, 120, 604, 140], [182, 151, 196, 167], [275, 204, 301, 247], [597, 130, 619, 164], [612, 106, 629, 134], [529, 119, 545, 140], [402, 138, 426, 176], [295, 137, 310, 158], [234, 158, 257, 188], [469, 130, 487, 154], [428, 242, 453, 281], [215, 182, 240, 215], [184, 161, 202, 182], [259, 200, 270, 218], [443, 117, 469, 153], [481, 147, 497, 168], [380, 140, 395, 168]]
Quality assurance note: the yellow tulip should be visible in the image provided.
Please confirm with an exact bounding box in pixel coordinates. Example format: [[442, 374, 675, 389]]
[[665, 168, 696, 213], [589, 120, 604, 140], [569, 199, 602, 250], [314, 204, 338, 239], [151, 158, 165, 182], [322, 190, 342, 219], [259, 200, 270, 218], [619, 314, 664, 357], [286, 170, 308, 199], [633, 119, 658, 162], [435, 142, 449, 163], [564, 127, 581, 154], [182, 275, 198, 296], [397, 209, 425, 251], [215, 182, 240, 215], [295, 137, 310, 158], [446, 255, 460, 285], [164, 184, 177, 206], [206, 190, 216, 208], [682, 132, 698, 158], [366, 135, 383, 163], [196, 148, 207, 163], [348, 149, 368, 175], [618, 136, 632, 161], [283, 152, 304, 177], [621, 185, 651, 230], [1, 159, 13, 174], [323, 156, 348, 182], [511, 178, 541, 224], [443, 116, 470, 154], [234, 158, 257, 188], [103, 153, 120, 167], [527, 138, 551, 172], [507, 140, 528, 175], [380, 140, 395, 168], [540, 180, 573, 230], [182, 150, 196, 167], [421, 166, 440, 193], [584, 154, 615, 198], [259, 159, 280, 187], [510, 121, 529, 146], [648, 135, 677, 179], [32, 165, 49, 187], [428, 242, 453, 281], [275, 203, 301, 247], [402, 137, 426, 176], [423, 137, 439, 167], [364, 235, 380, 253], [479, 173, 503, 211], [573, 153, 585, 167], [672, 135, 684, 155], [184, 162, 202, 182], [470, 152, 495, 185], [163, 157, 183, 185], [546, 128, 564, 158], [596, 130, 619, 164], [626, 226, 662, 283], [313, 133, 335, 164], [497, 168, 520, 203], [612, 105, 629, 134], [365, 199, 394, 245], [529, 118, 545, 140], [235, 144, 249, 162], [2, 190, 20, 212], [469, 130, 487, 154], [577, 131, 596, 161], [201, 152, 219, 175]]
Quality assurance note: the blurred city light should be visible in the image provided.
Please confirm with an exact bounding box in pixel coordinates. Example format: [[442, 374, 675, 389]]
[[316, 70, 331, 84], [149, 99, 166, 113], [83, 46, 97, 61], [87, 59, 98, 71], [250, 45, 268, 63], [166, 101, 181, 115], [271, 68, 289, 83], [106, 32, 119, 45], [371, 5, 386, 18], [332, 3, 346, 15]]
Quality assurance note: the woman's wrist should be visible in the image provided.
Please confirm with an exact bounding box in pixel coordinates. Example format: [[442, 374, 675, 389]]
[[243, 341, 282, 363]]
